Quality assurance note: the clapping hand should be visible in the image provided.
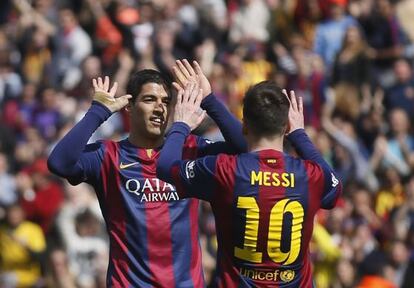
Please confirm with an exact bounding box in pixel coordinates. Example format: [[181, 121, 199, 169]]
[[174, 82, 206, 130], [172, 59, 212, 98], [284, 89, 304, 134], [92, 76, 132, 113]]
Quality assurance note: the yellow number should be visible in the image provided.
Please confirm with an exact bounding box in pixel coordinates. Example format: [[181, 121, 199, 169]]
[[268, 199, 304, 265], [234, 197, 304, 265], [234, 197, 262, 263]]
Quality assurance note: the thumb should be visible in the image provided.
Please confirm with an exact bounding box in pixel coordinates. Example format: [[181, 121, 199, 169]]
[[116, 94, 132, 109], [120, 94, 132, 103]]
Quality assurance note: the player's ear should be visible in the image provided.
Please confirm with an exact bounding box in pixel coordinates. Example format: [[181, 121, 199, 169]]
[[125, 101, 132, 113]]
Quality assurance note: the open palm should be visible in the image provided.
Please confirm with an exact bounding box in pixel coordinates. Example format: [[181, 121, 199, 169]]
[[284, 89, 304, 134], [172, 59, 211, 99], [174, 82, 206, 130], [92, 76, 132, 113]]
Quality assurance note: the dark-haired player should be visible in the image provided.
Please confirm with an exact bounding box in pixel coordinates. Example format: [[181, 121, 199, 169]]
[[48, 60, 246, 287], [157, 81, 342, 287]]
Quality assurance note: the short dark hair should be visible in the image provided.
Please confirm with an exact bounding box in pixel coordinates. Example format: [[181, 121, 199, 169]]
[[243, 81, 289, 137], [126, 69, 172, 103]]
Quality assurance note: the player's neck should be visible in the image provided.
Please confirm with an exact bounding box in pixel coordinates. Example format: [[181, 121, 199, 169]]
[[248, 135, 284, 153], [128, 134, 164, 149]]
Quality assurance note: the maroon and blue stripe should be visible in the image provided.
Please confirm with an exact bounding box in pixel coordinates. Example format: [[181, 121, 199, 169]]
[[283, 154, 310, 287], [100, 141, 130, 287], [212, 154, 239, 288]]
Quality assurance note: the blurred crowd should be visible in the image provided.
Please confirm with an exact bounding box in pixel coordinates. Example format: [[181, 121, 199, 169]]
[[0, 0, 414, 287]]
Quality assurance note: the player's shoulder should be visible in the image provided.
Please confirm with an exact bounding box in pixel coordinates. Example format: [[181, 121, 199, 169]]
[[283, 153, 322, 172], [211, 153, 238, 173], [215, 151, 254, 171], [84, 139, 128, 156], [217, 152, 238, 162]]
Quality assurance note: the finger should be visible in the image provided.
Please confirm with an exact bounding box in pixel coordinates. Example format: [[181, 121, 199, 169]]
[[118, 94, 133, 104], [97, 77, 103, 88], [92, 78, 98, 90], [172, 81, 182, 92], [109, 82, 118, 97], [193, 60, 203, 76], [183, 59, 196, 76], [104, 76, 110, 91], [298, 95, 304, 114], [176, 60, 191, 79], [175, 88, 183, 106], [172, 66, 186, 86], [282, 89, 291, 105], [194, 88, 203, 107], [289, 90, 298, 111], [183, 82, 194, 103], [188, 82, 199, 104], [116, 94, 133, 110]]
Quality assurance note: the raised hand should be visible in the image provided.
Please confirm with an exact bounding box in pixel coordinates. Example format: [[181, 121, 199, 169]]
[[284, 89, 304, 134], [174, 82, 206, 130], [92, 76, 132, 113], [172, 59, 212, 98]]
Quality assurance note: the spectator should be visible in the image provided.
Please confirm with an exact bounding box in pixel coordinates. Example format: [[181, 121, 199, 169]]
[[388, 240, 413, 287], [32, 87, 61, 141], [0, 153, 17, 210], [16, 158, 64, 235], [45, 249, 76, 288], [331, 25, 372, 119], [314, 0, 357, 69], [19, 26, 52, 85], [359, 0, 409, 86], [56, 183, 107, 287], [384, 58, 414, 117], [357, 250, 396, 288], [0, 203, 46, 288], [229, 0, 270, 44], [54, 8, 92, 90]]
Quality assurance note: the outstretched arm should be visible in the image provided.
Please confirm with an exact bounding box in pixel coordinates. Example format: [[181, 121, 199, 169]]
[[157, 82, 217, 200], [172, 59, 247, 153], [285, 89, 328, 165], [284, 90, 342, 209], [48, 77, 131, 184], [157, 81, 205, 183]]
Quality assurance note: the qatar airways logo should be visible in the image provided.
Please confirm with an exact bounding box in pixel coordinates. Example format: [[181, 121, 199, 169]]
[[125, 178, 180, 202]]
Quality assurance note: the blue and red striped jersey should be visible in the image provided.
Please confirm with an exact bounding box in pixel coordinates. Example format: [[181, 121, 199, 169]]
[[48, 97, 247, 288], [158, 125, 342, 288], [73, 135, 208, 287]]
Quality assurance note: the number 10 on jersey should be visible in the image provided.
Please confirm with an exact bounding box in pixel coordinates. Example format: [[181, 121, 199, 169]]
[[234, 196, 305, 265]]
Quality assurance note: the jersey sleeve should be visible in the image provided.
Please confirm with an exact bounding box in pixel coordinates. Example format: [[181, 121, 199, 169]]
[[170, 156, 218, 201], [199, 93, 247, 154], [71, 141, 106, 185], [48, 102, 111, 185], [195, 137, 239, 157], [304, 160, 341, 209], [288, 129, 342, 209], [157, 122, 220, 201]]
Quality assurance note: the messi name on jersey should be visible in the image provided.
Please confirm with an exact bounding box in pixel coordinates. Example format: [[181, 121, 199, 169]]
[[250, 171, 295, 188], [125, 177, 180, 202]]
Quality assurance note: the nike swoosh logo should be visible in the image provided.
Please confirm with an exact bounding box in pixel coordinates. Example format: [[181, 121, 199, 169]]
[[119, 162, 140, 169]]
